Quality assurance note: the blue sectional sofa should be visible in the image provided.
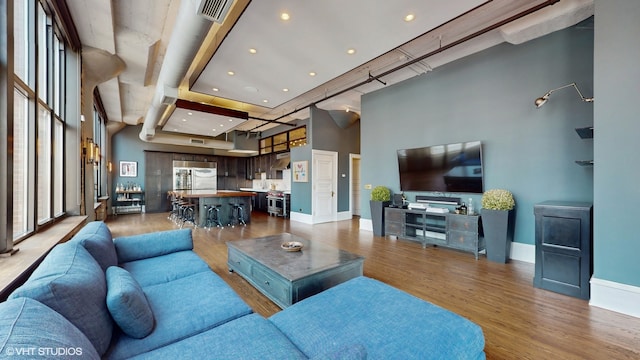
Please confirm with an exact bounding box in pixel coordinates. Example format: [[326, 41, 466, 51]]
[[0, 221, 486, 359]]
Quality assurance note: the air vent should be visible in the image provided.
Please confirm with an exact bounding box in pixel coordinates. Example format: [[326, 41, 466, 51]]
[[190, 138, 206, 145], [197, 0, 232, 23]]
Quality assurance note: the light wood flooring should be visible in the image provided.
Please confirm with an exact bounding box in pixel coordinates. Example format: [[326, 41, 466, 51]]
[[105, 212, 640, 359]]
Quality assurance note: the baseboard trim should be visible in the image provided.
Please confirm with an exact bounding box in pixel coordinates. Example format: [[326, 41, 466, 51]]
[[289, 211, 313, 224], [360, 218, 373, 232], [289, 211, 351, 224], [590, 277, 640, 318], [510, 242, 535, 263], [336, 211, 352, 222]]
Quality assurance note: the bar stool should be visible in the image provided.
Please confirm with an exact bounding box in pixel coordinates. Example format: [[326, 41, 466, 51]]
[[203, 204, 223, 230], [229, 202, 246, 227], [180, 202, 197, 228], [168, 193, 181, 222]]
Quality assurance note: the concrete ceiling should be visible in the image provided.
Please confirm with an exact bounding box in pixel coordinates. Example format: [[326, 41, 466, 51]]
[[64, 0, 594, 150]]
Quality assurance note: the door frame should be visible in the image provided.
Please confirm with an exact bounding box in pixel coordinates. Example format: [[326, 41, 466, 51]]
[[349, 153, 361, 217], [312, 149, 338, 224]]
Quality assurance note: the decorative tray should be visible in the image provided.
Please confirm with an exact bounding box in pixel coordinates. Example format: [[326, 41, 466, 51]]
[[281, 241, 304, 252]]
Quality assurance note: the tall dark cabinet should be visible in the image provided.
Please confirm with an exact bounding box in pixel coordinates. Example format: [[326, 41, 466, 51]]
[[144, 152, 173, 213], [533, 201, 593, 300]]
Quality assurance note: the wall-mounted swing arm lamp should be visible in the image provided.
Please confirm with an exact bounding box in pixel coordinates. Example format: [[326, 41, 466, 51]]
[[534, 82, 594, 108]]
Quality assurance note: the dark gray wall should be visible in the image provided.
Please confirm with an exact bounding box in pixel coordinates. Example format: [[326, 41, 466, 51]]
[[593, 0, 640, 287], [111, 125, 234, 190], [361, 22, 594, 246], [286, 107, 361, 215], [310, 106, 361, 212]]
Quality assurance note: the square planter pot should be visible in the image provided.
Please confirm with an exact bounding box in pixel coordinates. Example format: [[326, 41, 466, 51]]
[[482, 208, 515, 263], [370, 200, 391, 236]]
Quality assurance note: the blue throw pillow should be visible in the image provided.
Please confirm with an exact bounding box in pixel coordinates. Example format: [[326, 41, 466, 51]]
[[105, 266, 155, 339]]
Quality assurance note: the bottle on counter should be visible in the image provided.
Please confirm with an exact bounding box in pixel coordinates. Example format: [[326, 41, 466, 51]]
[[459, 202, 467, 215]]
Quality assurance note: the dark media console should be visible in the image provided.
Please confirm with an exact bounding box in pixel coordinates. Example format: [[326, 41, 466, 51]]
[[384, 207, 484, 259]]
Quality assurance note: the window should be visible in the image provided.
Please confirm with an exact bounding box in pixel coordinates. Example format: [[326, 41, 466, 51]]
[[37, 103, 52, 224], [260, 137, 273, 155], [54, 119, 64, 216], [12, 87, 32, 240], [260, 126, 307, 154], [93, 109, 107, 201], [289, 127, 307, 148], [13, 0, 29, 84], [37, 3, 49, 102], [9, 0, 78, 244]]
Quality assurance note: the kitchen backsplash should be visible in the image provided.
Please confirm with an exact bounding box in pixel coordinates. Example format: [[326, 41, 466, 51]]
[[252, 169, 291, 190]]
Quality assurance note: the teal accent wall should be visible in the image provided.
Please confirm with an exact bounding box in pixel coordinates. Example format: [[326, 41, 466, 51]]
[[593, 1, 640, 287], [360, 22, 594, 246], [290, 144, 312, 214]]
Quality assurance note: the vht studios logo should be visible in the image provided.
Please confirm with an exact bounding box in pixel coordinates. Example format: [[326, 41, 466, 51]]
[[4, 347, 84, 356]]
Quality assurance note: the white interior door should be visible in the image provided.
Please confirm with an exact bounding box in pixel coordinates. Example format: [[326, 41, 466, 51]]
[[312, 150, 337, 223]]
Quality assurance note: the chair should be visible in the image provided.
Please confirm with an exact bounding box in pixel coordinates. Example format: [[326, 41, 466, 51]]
[[203, 204, 223, 230]]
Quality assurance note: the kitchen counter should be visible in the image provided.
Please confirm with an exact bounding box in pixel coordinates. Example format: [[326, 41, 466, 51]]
[[239, 188, 291, 194], [171, 189, 257, 198], [169, 190, 256, 226]]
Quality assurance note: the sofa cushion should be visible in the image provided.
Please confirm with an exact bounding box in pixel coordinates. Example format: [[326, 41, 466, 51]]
[[127, 314, 307, 360], [270, 276, 486, 360], [8, 242, 113, 356], [0, 297, 101, 359], [114, 228, 194, 263], [120, 251, 211, 287], [310, 344, 368, 360], [68, 220, 117, 271], [104, 271, 253, 359], [106, 266, 155, 339]]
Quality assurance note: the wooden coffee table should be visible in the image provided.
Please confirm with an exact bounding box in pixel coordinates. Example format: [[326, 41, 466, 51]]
[[227, 233, 365, 308]]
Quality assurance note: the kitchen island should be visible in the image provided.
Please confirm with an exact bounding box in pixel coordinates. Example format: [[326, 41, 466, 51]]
[[170, 190, 256, 226]]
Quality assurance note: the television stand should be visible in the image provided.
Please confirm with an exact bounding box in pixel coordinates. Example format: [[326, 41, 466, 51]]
[[384, 207, 484, 259]]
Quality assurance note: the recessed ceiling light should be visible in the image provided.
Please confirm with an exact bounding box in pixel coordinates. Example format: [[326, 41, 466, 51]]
[[281, 12, 290, 21], [282, 88, 289, 92], [263, 99, 269, 103], [212, 128, 217, 131], [219, 124, 224, 127], [249, 48, 257, 54], [347, 48, 356, 55], [309, 71, 316, 77], [187, 112, 193, 115], [228, 119, 234, 122], [227, 71, 235, 76], [182, 118, 187, 122], [212, 88, 219, 92], [404, 14, 415, 22]]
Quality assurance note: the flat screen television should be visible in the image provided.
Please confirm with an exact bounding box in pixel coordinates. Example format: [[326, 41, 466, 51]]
[[397, 141, 483, 193]]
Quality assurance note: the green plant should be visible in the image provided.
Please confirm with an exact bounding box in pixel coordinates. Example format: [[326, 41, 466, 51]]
[[370, 186, 391, 202], [481, 189, 515, 211]]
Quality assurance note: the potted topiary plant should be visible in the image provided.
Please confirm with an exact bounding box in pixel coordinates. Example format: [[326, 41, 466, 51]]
[[481, 189, 516, 263], [370, 186, 391, 236]]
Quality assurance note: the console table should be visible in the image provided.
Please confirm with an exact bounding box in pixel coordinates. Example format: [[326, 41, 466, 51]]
[[385, 208, 484, 259], [227, 233, 364, 308]]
